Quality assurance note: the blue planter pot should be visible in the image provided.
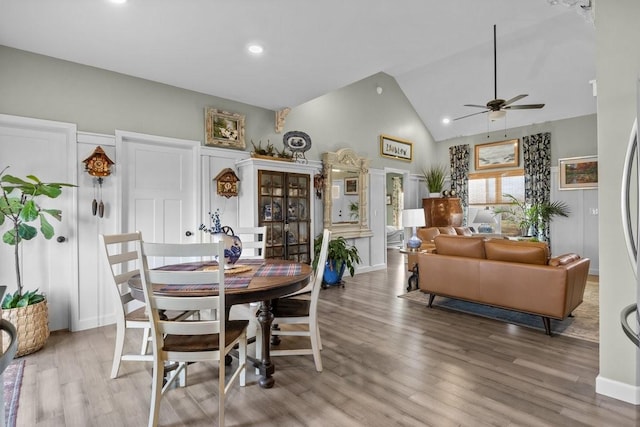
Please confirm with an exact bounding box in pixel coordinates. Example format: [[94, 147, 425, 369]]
[[323, 259, 346, 286]]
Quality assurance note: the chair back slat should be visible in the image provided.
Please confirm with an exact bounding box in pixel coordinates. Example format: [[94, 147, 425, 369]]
[[137, 240, 227, 346], [234, 226, 266, 259]]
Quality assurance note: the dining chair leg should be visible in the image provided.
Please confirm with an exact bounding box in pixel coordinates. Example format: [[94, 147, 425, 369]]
[[148, 357, 164, 427], [310, 324, 323, 372], [140, 327, 151, 355], [111, 322, 126, 379], [240, 333, 247, 386]]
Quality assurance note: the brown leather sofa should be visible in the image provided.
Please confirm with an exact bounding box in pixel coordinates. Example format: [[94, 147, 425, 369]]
[[406, 226, 473, 269], [416, 234, 590, 335]]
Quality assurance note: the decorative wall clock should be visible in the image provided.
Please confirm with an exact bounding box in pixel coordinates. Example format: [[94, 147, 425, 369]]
[[214, 168, 240, 198], [82, 146, 114, 218]]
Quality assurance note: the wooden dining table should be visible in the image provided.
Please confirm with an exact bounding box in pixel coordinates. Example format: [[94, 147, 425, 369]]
[[127, 258, 312, 389]]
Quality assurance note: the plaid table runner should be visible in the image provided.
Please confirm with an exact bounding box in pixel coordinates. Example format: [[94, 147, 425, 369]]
[[158, 276, 251, 291], [255, 263, 302, 277]]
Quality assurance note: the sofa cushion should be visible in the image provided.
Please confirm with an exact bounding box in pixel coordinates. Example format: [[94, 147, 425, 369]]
[[434, 235, 486, 259], [484, 239, 549, 265], [438, 226, 457, 235], [417, 227, 441, 243], [454, 227, 473, 236]]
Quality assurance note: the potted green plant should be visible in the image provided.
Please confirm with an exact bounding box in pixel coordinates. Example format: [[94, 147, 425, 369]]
[[423, 164, 447, 197], [494, 193, 570, 240], [312, 234, 361, 287], [0, 167, 74, 356]]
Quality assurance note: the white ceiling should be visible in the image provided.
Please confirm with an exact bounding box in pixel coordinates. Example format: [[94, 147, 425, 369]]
[[0, 0, 596, 142]]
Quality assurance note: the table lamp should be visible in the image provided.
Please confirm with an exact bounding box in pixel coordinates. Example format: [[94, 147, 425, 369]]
[[473, 208, 497, 233], [402, 208, 426, 250]]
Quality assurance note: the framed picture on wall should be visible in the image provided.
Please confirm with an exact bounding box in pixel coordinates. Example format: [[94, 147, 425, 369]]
[[380, 134, 413, 162], [474, 139, 519, 170], [204, 108, 246, 149], [559, 155, 598, 190], [344, 177, 359, 195]]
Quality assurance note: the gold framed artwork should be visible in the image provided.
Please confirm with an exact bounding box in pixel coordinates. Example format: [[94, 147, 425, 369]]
[[204, 108, 246, 149], [474, 139, 519, 170], [380, 134, 413, 162], [559, 155, 598, 190], [344, 177, 359, 195]]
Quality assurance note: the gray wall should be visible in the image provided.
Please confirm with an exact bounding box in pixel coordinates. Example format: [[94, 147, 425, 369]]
[[0, 45, 278, 146], [595, 0, 640, 403], [435, 114, 597, 170], [284, 72, 436, 173]]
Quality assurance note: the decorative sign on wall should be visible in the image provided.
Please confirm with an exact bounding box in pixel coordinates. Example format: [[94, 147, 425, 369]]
[[380, 134, 413, 162], [214, 168, 240, 198]]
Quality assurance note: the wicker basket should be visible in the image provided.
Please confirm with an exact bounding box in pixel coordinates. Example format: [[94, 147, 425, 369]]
[[1, 299, 50, 357]]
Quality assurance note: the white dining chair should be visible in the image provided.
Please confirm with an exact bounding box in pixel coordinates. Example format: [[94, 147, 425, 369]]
[[137, 240, 247, 427], [256, 229, 330, 372], [234, 226, 266, 260], [99, 232, 195, 379]]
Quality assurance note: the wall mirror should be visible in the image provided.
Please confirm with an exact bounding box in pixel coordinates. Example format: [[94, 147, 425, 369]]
[[322, 148, 373, 238]]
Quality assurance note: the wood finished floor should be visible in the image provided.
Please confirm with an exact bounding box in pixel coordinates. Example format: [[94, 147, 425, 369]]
[[17, 250, 640, 426]]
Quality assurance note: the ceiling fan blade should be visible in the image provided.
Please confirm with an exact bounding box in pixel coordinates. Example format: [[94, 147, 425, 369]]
[[463, 104, 489, 109], [503, 94, 528, 106], [503, 103, 545, 110], [452, 110, 489, 121]]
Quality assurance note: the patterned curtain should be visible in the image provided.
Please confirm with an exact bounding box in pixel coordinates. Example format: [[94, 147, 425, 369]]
[[449, 144, 470, 224], [523, 132, 551, 242]]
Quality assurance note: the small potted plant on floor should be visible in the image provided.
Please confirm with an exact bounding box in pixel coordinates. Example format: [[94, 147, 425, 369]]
[[0, 167, 74, 356], [312, 234, 361, 287], [423, 164, 447, 197]]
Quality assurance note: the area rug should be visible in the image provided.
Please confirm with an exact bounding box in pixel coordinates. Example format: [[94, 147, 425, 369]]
[[399, 279, 599, 342], [4, 359, 25, 427]]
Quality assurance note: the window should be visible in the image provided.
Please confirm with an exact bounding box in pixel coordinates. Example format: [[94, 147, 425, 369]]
[[468, 169, 524, 235], [468, 169, 524, 205]]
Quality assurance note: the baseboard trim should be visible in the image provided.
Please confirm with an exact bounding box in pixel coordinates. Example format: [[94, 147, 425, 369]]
[[596, 374, 640, 405]]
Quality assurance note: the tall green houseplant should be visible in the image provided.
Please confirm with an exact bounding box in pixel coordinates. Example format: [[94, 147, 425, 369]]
[[423, 164, 447, 194], [0, 167, 74, 308]]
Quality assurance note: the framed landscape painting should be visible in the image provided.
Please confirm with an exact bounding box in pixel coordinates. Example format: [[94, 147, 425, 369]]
[[559, 155, 598, 190], [474, 139, 519, 170], [204, 108, 246, 149]]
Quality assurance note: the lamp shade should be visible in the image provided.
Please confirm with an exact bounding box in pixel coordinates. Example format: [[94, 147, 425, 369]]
[[472, 209, 496, 224], [402, 208, 426, 228]]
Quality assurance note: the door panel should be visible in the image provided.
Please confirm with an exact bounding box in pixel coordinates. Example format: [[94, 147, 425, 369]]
[[117, 131, 199, 268], [0, 115, 77, 331]]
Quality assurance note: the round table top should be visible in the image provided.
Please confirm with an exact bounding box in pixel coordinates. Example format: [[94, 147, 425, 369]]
[[128, 259, 313, 305]]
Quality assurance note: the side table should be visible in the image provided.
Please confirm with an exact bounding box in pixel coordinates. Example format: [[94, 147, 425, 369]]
[[399, 248, 425, 292]]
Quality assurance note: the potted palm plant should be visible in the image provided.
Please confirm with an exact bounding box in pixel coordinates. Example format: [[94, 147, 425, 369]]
[[494, 193, 570, 240], [312, 234, 361, 287], [423, 164, 447, 197], [0, 167, 74, 356]]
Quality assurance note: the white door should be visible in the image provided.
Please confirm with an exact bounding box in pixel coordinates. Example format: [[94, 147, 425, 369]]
[[116, 131, 199, 265], [0, 114, 78, 331]]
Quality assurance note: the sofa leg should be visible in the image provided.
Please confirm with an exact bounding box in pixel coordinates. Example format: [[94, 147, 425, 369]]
[[428, 294, 435, 308], [542, 317, 552, 336]]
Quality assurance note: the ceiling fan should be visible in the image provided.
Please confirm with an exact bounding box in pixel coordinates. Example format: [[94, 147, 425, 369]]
[[453, 25, 545, 122]]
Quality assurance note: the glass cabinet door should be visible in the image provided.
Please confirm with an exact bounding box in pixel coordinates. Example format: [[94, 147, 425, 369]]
[[258, 170, 310, 263]]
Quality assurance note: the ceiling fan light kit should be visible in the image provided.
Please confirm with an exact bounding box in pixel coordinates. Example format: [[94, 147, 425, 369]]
[[452, 25, 545, 123]]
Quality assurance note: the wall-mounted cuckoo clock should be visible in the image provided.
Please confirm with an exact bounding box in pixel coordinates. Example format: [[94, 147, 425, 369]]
[[214, 168, 240, 198], [82, 146, 115, 218]]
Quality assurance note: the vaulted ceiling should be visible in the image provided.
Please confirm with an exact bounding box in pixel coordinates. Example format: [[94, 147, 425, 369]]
[[0, 0, 596, 142]]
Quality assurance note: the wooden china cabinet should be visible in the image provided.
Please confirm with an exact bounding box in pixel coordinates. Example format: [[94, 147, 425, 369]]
[[236, 158, 316, 263]]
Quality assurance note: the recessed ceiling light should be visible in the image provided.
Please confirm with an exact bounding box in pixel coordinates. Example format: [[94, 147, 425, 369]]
[[247, 44, 264, 55], [442, 117, 451, 125], [109, 0, 127, 4]]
